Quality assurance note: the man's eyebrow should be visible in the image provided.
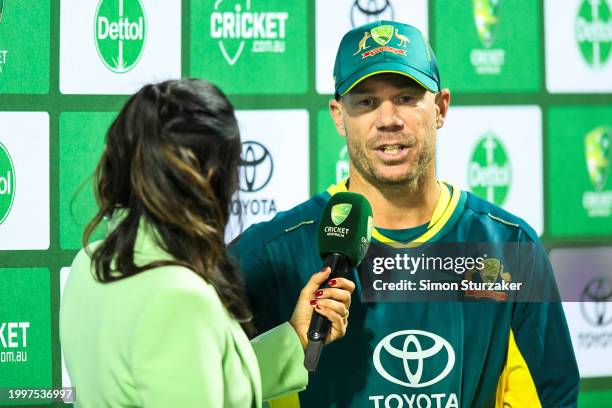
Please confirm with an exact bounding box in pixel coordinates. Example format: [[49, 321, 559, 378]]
[[347, 87, 372, 95]]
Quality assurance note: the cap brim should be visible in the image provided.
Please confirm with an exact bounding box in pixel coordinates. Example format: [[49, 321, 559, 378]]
[[337, 61, 440, 96]]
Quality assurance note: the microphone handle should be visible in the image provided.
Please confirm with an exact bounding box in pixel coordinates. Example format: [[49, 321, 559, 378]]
[[304, 252, 351, 372]]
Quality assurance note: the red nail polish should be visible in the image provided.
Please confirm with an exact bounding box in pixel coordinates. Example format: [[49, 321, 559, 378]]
[[316, 305, 322, 310], [315, 290, 323, 297], [328, 279, 337, 286], [310, 300, 317, 305], [319, 267, 328, 273]]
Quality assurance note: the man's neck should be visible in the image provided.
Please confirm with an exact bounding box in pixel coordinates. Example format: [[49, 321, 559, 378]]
[[347, 170, 441, 230]]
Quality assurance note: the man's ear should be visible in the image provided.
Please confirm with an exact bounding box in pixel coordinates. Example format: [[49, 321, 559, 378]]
[[329, 98, 346, 137], [434, 89, 451, 129]]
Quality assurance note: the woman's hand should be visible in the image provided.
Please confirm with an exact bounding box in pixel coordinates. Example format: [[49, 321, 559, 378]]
[[289, 267, 356, 349]]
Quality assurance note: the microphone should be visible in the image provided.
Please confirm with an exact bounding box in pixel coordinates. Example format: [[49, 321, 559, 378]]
[[304, 192, 373, 372]]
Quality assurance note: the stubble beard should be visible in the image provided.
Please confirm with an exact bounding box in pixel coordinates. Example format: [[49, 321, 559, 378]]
[[346, 127, 436, 192]]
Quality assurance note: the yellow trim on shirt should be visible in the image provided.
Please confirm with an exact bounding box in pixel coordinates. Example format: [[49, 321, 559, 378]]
[[326, 179, 459, 248], [326, 178, 349, 196], [495, 330, 541, 408], [268, 393, 301, 408]]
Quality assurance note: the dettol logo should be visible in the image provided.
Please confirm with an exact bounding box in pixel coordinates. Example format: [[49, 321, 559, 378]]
[[0, 142, 15, 224], [575, 0, 612, 67], [94, 0, 146, 73], [467, 131, 511, 205]]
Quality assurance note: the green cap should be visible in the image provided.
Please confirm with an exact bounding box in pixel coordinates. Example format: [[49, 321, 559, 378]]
[[333, 20, 440, 96]]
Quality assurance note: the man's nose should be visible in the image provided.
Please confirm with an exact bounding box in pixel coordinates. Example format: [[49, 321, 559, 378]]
[[375, 100, 403, 131]]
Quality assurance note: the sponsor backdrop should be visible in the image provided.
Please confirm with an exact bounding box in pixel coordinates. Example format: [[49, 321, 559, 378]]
[[0, 0, 610, 406]]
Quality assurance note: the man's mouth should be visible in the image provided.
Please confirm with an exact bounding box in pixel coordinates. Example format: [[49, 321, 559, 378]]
[[378, 144, 406, 155], [374, 143, 412, 161]]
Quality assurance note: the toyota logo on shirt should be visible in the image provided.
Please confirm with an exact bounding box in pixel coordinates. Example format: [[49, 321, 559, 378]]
[[239, 141, 274, 193], [373, 330, 455, 388]]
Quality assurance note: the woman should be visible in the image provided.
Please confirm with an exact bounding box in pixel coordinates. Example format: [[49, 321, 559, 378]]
[[60, 79, 354, 407]]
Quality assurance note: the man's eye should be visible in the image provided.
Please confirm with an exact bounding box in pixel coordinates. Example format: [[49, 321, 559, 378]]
[[357, 98, 374, 107], [399, 95, 413, 104]]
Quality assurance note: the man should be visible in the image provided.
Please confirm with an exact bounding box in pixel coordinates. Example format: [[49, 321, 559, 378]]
[[232, 21, 579, 407]]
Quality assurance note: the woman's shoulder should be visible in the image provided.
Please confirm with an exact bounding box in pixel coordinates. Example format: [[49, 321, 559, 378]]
[[142, 264, 224, 308], [70, 243, 226, 314]]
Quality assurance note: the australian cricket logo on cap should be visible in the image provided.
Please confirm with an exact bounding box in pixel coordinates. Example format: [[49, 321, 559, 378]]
[[354, 24, 408, 59], [0, 141, 15, 225], [331, 203, 352, 226], [468, 131, 511, 206], [470, 0, 505, 75], [582, 126, 612, 217], [575, 0, 611, 68], [94, 0, 146, 74], [334, 21, 440, 96]]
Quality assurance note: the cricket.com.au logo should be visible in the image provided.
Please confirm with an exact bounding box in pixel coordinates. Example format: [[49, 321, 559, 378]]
[[575, 0, 612, 68], [467, 131, 511, 206], [0, 141, 15, 225], [210, 0, 289, 66], [94, 0, 146, 74], [369, 330, 458, 407], [470, 0, 505, 75], [0, 0, 8, 73], [582, 126, 612, 217], [0, 322, 30, 364]]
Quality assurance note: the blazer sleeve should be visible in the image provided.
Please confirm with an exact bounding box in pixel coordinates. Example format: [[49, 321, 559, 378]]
[[250, 322, 308, 401], [131, 286, 228, 407]]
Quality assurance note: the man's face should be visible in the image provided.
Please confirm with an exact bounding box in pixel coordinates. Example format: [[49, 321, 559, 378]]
[[330, 74, 449, 187]]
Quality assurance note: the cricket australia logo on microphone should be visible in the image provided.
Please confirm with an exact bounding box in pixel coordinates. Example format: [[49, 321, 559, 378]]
[[325, 203, 352, 237]]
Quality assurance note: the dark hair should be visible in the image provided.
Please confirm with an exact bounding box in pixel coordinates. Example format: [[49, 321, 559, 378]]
[[83, 79, 252, 330]]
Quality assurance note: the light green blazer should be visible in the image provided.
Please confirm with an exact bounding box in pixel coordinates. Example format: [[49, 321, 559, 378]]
[[60, 224, 308, 407]]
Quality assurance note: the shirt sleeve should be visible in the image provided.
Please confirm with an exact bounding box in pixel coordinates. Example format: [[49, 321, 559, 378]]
[[251, 322, 308, 401], [131, 286, 228, 407], [497, 239, 579, 407], [230, 224, 284, 334]]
